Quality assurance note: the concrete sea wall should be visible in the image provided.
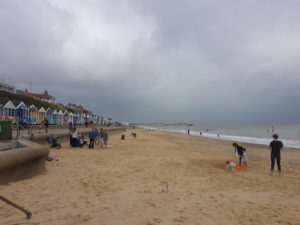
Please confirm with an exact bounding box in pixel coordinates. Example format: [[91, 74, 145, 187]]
[[0, 140, 49, 185]]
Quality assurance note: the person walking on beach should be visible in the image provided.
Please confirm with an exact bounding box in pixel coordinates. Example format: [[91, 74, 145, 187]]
[[99, 128, 105, 148], [232, 143, 245, 166], [41, 117, 49, 133], [103, 130, 108, 148], [269, 134, 283, 175], [88, 127, 97, 149], [188, 129, 190, 135]]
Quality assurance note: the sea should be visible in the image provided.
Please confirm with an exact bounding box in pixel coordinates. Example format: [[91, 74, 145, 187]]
[[138, 124, 300, 149]]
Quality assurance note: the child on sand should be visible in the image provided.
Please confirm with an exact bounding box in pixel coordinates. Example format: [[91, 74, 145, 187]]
[[225, 161, 236, 170]]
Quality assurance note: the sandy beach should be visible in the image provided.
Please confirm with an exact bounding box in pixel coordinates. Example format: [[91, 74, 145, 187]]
[[1, 129, 300, 225]]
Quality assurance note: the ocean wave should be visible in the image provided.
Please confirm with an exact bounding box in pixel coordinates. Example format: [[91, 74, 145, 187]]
[[140, 126, 300, 149]]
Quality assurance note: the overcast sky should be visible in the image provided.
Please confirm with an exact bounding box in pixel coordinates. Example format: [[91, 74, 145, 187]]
[[1, 0, 300, 125]]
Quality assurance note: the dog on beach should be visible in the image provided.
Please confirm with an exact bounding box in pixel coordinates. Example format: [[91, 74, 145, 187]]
[[131, 132, 137, 139]]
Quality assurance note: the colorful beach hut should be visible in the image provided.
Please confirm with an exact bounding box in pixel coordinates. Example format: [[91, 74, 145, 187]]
[[29, 105, 38, 125], [68, 112, 74, 124], [58, 110, 64, 125], [52, 109, 58, 125], [63, 111, 69, 125], [96, 115, 100, 125], [72, 112, 77, 125], [15, 102, 29, 124], [80, 113, 85, 124], [1, 100, 16, 121], [45, 108, 53, 124], [83, 113, 88, 125], [37, 107, 46, 124], [76, 112, 81, 125], [91, 114, 97, 125], [100, 116, 104, 126]]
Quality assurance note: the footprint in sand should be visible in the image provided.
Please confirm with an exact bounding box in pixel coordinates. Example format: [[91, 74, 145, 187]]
[[153, 218, 161, 223], [174, 216, 188, 223]]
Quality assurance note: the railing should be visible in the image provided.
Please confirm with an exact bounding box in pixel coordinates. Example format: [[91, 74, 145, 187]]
[[13, 120, 34, 141]]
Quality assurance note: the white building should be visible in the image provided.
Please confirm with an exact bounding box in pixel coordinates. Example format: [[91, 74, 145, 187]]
[[0, 80, 16, 93]]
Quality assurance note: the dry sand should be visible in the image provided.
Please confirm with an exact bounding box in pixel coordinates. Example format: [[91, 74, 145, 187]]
[[1, 129, 300, 225]]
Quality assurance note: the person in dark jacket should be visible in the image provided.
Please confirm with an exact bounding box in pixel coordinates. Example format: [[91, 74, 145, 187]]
[[232, 143, 245, 166], [88, 127, 97, 149], [41, 117, 49, 133], [269, 134, 283, 175]]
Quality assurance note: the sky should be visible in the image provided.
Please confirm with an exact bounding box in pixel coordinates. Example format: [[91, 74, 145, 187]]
[[1, 0, 300, 125]]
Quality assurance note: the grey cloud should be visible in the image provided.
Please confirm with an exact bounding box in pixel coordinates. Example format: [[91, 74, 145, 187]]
[[1, 0, 300, 125]]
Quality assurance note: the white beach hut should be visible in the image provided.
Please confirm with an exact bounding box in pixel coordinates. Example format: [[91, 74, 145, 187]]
[[58, 110, 64, 125]]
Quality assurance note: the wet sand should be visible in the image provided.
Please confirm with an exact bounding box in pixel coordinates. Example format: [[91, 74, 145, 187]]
[[1, 129, 300, 225]]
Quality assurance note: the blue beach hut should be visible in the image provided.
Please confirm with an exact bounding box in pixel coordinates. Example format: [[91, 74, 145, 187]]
[[76, 112, 81, 125], [52, 109, 58, 125], [45, 108, 53, 124], [15, 102, 29, 124]]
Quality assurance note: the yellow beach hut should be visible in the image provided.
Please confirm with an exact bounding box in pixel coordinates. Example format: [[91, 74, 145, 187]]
[[29, 105, 38, 124], [37, 107, 46, 124]]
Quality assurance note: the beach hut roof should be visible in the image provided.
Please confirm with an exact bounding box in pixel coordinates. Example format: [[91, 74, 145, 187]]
[[3, 100, 16, 109], [58, 110, 63, 115], [64, 110, 69, 115], [29, 105, 38, 111], [38, 107, 46, 113], [53, 109, 58, 114], [16, 101, 28, 109], [69, 112, 73, 116], [45, 107, 53, 113]]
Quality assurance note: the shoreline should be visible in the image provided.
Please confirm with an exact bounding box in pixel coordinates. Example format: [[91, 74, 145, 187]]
[[141, 126, 300, 149]]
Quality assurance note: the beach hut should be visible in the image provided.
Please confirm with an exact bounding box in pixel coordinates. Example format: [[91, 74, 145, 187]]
[[37, 107, 46, 124], [15, 102, 29, 124], [80, 113, 85, 125], [88, 114, 94, 125], [86, 114, 91, 124], [94, 115, 99, 125], [0, 100, 16, 121], [82, 113, 89, 126], [29, 105, 38, 125], [92, 114, 97, 125], [72, 113, 77, 125], [96, 115, 100, 125], [68, 112, 74, 124], [63, 111, 69, 125], [76, 112, 82, 125], [52, 109, 58, 125], [58, 110, 64, 125], [45, 108, 53, 124], [100, 116, 104, 126]]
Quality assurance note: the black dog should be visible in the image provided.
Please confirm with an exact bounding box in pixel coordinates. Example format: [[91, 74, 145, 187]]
[[131, 132, 137, 139]]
